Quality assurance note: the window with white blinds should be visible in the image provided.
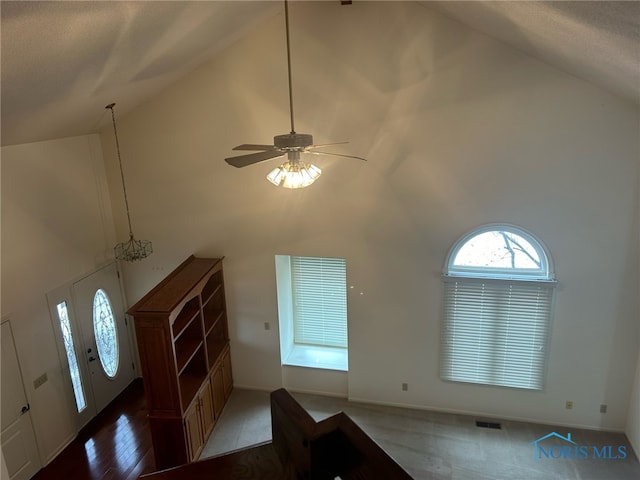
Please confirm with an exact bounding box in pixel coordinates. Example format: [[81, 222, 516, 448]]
[[291, 256, 347, 348], [441, 278, 553, 390], [441, 225, 555, 390]]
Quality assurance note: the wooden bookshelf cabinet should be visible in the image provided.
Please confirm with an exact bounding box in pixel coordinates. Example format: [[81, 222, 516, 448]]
[[128, 256, 233, 469]]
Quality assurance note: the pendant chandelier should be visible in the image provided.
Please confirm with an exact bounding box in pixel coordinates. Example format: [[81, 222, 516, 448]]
[[106, 103, 153, 262]]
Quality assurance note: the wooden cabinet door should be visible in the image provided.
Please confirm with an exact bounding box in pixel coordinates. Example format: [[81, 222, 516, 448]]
[[184, 403, 203, 461], [199, 377, 215, 440], [222, 350, 233, 399], [212, 365, 225, 418]]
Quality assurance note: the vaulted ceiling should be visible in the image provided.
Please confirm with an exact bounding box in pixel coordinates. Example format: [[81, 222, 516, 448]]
[[2, 1, 638, 147]]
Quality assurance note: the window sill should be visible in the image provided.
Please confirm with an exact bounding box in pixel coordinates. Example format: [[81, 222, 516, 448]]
[[283, 345, 348, 372]]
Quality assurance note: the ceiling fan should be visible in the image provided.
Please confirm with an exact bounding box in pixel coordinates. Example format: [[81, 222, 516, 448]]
[[224, 0, 366, 188]]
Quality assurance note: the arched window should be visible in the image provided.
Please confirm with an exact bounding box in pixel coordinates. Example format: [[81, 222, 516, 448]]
[[441, 225, 556, 390]]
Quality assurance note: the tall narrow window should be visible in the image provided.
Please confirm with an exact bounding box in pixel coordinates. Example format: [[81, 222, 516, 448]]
[[275, 255, 348, 371], [56, 301, 87, 412], [440, 225, 556, 390], [291, 256, 348, 348], [92, 289, 119, 378]]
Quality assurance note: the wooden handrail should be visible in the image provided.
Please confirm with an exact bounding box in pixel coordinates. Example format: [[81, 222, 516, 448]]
[[270, 388, 412, 479]]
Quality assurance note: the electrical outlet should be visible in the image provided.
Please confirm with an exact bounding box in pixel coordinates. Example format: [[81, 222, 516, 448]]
[[600, 404, 607, 413], [33, 373, 48, 389], [402, 383, 408, 391], [264, 322, 270, 331], [565, 400, 573, 410]]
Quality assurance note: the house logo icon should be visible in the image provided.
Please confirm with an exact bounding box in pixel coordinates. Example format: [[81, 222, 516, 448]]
[[531, 432, 576, 460], [532, 431, 627, 461]]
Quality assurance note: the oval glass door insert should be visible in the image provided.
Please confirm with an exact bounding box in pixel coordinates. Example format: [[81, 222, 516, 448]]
[[92, 289, 119, 378]]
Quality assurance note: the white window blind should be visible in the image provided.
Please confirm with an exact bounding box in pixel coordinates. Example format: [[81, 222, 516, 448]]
[[441, 278, 553, 390], [291, 256, 347, 348]]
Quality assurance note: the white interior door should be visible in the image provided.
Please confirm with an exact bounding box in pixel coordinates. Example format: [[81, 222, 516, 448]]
[[72, 262, 136, 413], [1, 320, 41, 480]]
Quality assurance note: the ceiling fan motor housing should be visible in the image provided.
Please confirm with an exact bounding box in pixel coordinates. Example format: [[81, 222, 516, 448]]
[[274, 133, 313, 150]]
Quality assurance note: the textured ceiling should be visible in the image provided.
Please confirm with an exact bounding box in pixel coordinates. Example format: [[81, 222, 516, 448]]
[[0, 1, 279, 146], [1, 1, 639, 147], [429, 1, 640, 105]]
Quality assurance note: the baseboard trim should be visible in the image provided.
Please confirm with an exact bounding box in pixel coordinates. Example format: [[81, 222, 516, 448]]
[[42, 432, 76, 466], [230, 384, 625, 434], [232, 383, 348, 399], [231, 383, 273, 393], [284, 387, 348, 399], [347, 396, 626, 433]]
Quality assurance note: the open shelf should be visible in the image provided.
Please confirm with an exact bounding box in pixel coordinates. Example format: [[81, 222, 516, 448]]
[[204, 310, 224, 336], [203, 288, 225, 333], [206, 319, 227, 367], [202, 270, 223, 306], [175, 317, 204, 373], [179, 345, 207, 407], [176, 338, 203, 374], [172, 296, 200, 340]]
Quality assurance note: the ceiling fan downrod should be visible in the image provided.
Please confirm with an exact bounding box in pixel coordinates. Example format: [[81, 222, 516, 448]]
[[284, 0, 296, 135], [222, 0, 367, 180], [278, 0, 313, 152]]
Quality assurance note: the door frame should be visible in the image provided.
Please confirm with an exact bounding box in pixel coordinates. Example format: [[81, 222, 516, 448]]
[[46, 261, 138, 430], [1, 316, 42, 479], [72, 262, 136, 413]]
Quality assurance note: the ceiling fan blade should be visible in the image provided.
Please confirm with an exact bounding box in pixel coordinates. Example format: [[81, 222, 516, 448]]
[[225, 149, 285, 168], [306, 142, 349, 150], [307, 151, 367, 162], [232, 144, 276, 151]]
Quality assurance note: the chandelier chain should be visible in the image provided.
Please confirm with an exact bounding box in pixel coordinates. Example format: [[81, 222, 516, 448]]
[[106, 103, 134, 238], [105, 102, 152, 262]]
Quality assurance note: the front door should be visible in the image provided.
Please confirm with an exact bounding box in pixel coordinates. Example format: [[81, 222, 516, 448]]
[[47, 262, 136, 428], [72, 262, 136, 413], [1, 319, 41, 480]]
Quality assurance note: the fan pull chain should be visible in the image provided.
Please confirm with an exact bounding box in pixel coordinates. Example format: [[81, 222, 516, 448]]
[[284, 0, 296, 134]]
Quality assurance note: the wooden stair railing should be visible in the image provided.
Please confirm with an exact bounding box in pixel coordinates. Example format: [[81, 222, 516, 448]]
[[140, 388, 413, 479]]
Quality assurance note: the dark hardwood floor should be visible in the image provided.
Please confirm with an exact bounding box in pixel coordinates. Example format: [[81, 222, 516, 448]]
[[32, 378, 157, 480]]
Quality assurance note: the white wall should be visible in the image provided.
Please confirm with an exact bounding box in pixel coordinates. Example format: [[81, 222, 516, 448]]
[[99, 1, 639, 431], [1, 450, 9, 480], [627, 352, 640, 456], [1, 134, 116, 462], [625, 135, 640, 454], [103, 2, 639, 430]]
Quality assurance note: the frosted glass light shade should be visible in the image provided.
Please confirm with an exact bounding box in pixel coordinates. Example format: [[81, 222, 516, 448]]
[[266, 161, 321, 189]]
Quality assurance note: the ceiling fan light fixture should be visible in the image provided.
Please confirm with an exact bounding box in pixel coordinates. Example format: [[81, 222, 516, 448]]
[[266, 160, 321, 189], [224, 0, 366, 184]]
